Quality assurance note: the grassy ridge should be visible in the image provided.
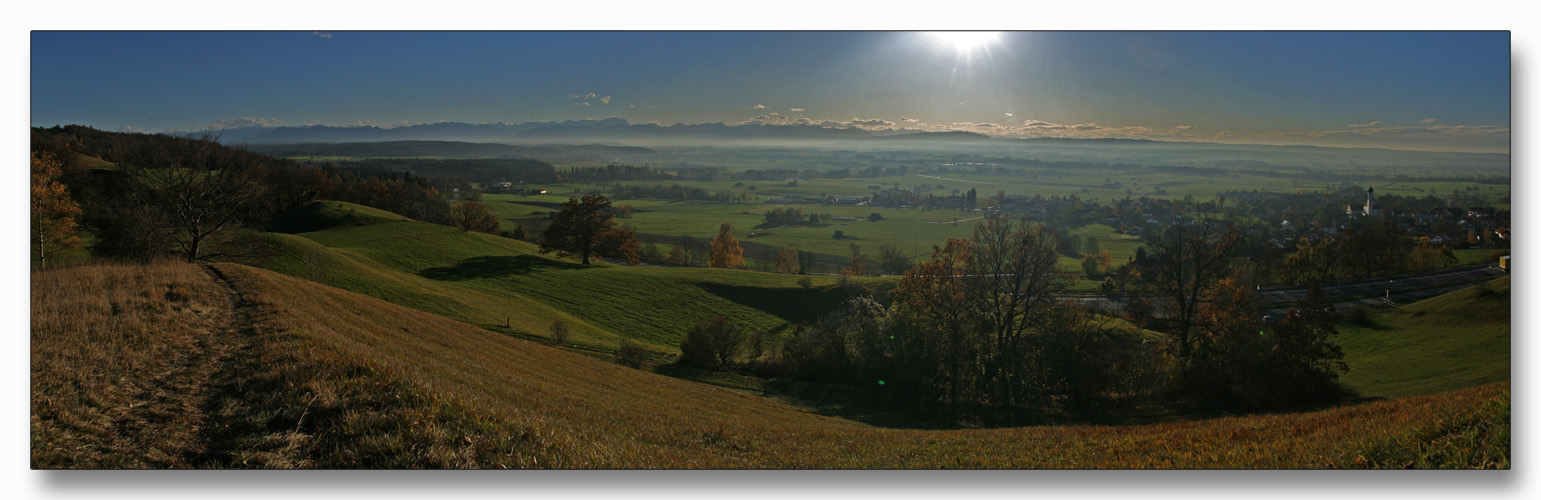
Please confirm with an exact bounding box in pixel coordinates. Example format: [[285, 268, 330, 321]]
[[33, 261, 1508, 468]]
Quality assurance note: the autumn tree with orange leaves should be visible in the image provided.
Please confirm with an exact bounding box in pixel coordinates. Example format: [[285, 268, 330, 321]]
[[708, 223, 745, 268], [31, 151, 82, 269]]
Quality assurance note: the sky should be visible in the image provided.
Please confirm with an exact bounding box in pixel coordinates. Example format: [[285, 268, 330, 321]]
[[29, 31, 1511, 153]]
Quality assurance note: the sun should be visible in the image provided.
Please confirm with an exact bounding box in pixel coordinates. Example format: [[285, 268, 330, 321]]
[[925, 31, 1002, 54]]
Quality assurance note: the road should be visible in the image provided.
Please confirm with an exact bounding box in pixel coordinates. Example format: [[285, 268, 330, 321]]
[[1067, 264, 1507, 316]]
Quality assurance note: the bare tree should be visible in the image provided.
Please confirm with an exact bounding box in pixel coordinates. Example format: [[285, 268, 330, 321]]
[[964, 214, 1073, 410], [1138, 221, 1243, 358], [121, 132, 264, 263]]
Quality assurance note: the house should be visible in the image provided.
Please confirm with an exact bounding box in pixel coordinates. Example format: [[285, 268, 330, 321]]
[[827, 195, 868, 206]]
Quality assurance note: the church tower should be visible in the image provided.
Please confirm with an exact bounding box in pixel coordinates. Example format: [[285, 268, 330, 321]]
[[1364, 187, 1380, 216]]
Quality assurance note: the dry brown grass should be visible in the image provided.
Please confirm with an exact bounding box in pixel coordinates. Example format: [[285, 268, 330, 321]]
[[31, 261, 233, 468], [32, 261, 1509, 468]]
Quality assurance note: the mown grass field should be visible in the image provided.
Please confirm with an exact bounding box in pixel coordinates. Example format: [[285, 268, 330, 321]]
[[32, 261, 1510, 468], [484, 192, 1146, 277], [1336, 275, 1511, 399]]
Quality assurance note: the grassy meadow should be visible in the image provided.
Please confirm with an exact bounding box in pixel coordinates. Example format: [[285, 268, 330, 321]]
[[31, 260, 1510, 468], [249, 201, 858, 359], [1336, 275, 1511, 399]]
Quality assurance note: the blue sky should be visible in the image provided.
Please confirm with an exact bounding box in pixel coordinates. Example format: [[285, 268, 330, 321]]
[[30, 31, 1510, 153]]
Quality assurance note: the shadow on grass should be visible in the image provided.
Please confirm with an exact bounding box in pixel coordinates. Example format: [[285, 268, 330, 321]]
[[696, 283, 851, 324], [418, 255, 587, 281]]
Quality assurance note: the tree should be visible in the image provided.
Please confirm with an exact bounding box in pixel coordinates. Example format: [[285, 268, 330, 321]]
[[842, 243, 867, 277], [890, 239, 975, 416], [708, 223, 745, 268], [549, 320, 572, 346], [1268, 281, 1348, 404], [1137, 221, 1243, 358], [616, 336, 647, 368], [450, 201, 501, 234], [122, 132, 264, 262], [595, 228, 642, 265], [876, 244, 910, 275], [964, 214, 1073, 411], [775, 244, 802, 274], [31, 151, 83, 269], [505, 221, 529, 240], [1080, 254, 1100, 279], [1189, 274, 1264, 398], [667, 245, 690, 266], [679, 315, 745, 368], [1408, 239, 1457, 272], [540, 194, 636, 265]]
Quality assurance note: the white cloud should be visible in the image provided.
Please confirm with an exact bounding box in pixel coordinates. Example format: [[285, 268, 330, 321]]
[[790, 108, 805, 112], [1175, 125, 1196, 130], [601, 96, 611, 104], [752, 104, 767, 109], [1004, 112, 1014, 117], [1419, 118, 1439, 124], [1348, 121, 1383, 128], [569, 93, 598, 99], [847, 117, 896, 128], [628, 104, 636, 109], [574, 102, 590, 106]]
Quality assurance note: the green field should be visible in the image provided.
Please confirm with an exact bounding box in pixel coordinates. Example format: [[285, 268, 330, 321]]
[[1336, 276, 1510, 399], [479, 163, 1507, 278], [249, 201, 859, 359]]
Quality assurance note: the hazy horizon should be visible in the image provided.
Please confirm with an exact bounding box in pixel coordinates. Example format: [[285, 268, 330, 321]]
[[31, 31, 1511, 154]]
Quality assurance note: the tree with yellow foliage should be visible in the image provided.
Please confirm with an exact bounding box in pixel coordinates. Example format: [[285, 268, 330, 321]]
[[708, 223, 745, 268], [775, 244, 801, 274], [31, 151, 82, 269]]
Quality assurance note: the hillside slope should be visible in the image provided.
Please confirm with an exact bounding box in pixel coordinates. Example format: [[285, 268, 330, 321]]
[[1337, 275, 1510, 399], [32, 262, 1508, 468], [251, 201, 854, 354]]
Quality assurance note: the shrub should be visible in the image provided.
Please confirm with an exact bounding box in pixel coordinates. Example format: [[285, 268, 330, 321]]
[[616, 338, 647, 368], [1346, 306, 1374, 326], [797, 277, 814, 290], [549, 320, 572, 346], [679, 315, 744, 368]]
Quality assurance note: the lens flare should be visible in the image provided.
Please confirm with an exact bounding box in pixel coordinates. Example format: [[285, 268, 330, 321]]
[[925, 31, 1001, 54]]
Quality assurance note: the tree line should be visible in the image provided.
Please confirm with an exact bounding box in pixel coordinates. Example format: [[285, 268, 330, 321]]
[[29, 127, 515, 265], [670, 215, 1349, 424]]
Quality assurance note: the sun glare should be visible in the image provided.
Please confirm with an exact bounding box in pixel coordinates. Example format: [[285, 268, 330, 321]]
[[925, 31, 1001, 54]]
